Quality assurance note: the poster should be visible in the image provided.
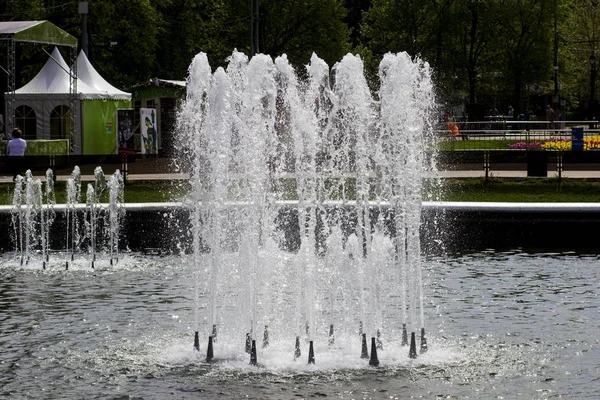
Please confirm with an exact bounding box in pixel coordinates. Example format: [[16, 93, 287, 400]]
[[140, 108, 158, 154], [116, 109, 135, 153]]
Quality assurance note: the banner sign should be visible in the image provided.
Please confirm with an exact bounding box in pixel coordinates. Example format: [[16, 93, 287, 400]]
[[140, 108, 158, 154], [116, 109, 135, 153]]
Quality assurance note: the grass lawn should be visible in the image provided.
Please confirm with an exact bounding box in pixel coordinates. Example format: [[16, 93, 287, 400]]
[[1, 177, 600, 205], [424, 177, 600, 202]]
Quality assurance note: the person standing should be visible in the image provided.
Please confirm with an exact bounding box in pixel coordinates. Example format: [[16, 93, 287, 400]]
[[546, 104, 555, 130], [7, 127, 27, 181]]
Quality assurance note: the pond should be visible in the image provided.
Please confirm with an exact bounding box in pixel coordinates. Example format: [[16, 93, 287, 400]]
[[0, 250, 596, 399]]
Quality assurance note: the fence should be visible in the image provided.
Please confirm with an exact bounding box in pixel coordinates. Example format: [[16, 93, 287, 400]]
[[439, 120, 599, 151], [436, 120, 600, 179]]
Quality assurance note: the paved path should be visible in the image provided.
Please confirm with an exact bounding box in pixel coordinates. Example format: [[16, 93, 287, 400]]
[[432, 169, 600, 179]]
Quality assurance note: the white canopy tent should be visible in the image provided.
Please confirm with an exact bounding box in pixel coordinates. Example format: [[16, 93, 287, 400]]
[[0, 21, 78, 135], [9, 47, 132, 154]]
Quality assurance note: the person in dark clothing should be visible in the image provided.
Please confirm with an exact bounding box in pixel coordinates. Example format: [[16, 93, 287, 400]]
[[7, 127, 27, 181]]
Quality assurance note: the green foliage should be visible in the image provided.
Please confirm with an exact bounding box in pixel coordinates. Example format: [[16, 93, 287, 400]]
[[87, 0, 161, 88], [0, 0, 596, 121], [260, 0, 351, 69], [559, 0, 600, 116]]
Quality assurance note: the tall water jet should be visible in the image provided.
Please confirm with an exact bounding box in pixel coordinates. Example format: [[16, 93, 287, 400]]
[[87, 167, 107, 268], [378, 52, 435, 353], [66, 167, 82, 267], [177, 50, 435, 363], [43, 169, 57, 267], [11, 175, 25, 264], [107, 170, 125, 265], [86, 183, 98, 268], [24, 170, 43, 266]]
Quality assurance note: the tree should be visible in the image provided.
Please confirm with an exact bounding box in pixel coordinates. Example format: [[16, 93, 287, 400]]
[[343, 0, 371, 47], [559, 0, 600, 117], [446, 0, 504, 111], [496, 0, 554, 115], [361, 0, 458, 96], [85, 0, 161, 89], [260, 0, 351, 69], [154, 0, 250, 78]]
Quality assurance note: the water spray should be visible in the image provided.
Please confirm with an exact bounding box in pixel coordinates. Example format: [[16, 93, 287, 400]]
[[294, 336, 301, 360], [420, 327, 428, 354], [262, 325, 269, 348], [177, 50, 434, 367], [211, 324, 217, 343], [376, 329, 383, 350], [328, 324, 334, 346]]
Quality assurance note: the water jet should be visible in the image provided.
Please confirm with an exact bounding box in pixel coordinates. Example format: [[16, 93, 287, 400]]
[[179, 49, 433, 364]]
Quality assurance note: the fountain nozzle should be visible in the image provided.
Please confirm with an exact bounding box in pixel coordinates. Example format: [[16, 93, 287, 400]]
[[369, 337, 379, 367], [245, 332, 251, 354], [402, 323, 408, 346], [193, 331, 200, 352], [206, 336, 214, 362], [250, 340, 257, 366], [361, 333, 369, 359], [409, 332, 417, 359], [308, 340, 315, 364]]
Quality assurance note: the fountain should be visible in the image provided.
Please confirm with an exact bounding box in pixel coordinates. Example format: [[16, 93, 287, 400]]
[[10, 167, 125, 270], [176, 50, 435, 365], [1, 51, 598, 400]]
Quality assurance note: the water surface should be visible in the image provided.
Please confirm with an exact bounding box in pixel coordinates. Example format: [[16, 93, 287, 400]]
[[0, 251, 597, 399]]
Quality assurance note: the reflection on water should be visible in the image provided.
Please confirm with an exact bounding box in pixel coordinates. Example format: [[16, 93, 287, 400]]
[[0, 251, 597, 399]]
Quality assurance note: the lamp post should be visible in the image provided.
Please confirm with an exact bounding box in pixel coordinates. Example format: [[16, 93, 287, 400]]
[[250, 0, 259, 56], [79, 1, 88, 57], [590, 52, 597, 124]]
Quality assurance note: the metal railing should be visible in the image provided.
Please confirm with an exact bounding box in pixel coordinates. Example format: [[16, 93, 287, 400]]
[[439, 120, 600, 151]]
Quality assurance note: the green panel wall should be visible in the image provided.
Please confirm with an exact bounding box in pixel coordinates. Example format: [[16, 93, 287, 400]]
[[82, 99, 131, 155]]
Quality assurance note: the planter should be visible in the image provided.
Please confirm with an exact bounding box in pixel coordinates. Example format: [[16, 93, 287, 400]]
[[527, 151, 548, 177]]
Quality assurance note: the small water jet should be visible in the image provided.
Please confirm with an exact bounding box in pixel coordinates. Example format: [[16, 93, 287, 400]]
[[11, 169, 55, 267], [9, 166, 125, 270]]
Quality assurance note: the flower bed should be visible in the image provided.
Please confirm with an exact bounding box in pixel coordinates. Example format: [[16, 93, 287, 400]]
[[508, 142, 543, 150], [508, 135, 600, 151]]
